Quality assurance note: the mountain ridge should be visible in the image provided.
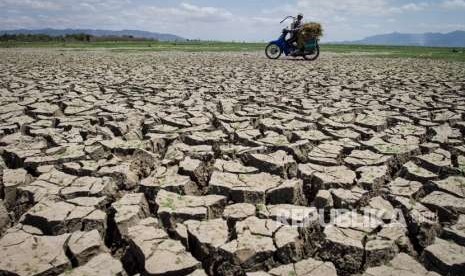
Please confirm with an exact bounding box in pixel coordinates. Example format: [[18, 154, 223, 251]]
[[334, 30, 465, 47], [0, 28, 186, 41]]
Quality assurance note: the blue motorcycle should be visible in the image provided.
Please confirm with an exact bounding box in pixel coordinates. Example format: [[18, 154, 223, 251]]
[[265, 16, 320, 61]]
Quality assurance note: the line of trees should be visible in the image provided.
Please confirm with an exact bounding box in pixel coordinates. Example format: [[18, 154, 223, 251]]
[[0, 33, 158, 42]]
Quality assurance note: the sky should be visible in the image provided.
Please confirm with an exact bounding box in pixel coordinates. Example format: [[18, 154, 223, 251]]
[[1, 0, 465, 42]]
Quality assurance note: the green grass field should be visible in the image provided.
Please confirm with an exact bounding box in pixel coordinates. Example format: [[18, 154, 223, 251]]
[[323, 44, 465, 62], [0, 41, 264, 52], [1, 40, 465, 62]]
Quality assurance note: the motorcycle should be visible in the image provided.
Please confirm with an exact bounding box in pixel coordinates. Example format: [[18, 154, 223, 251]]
[[265, 16, 320, 61]]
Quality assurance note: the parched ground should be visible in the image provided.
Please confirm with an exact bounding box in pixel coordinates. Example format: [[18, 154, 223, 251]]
[[1, 49, 465, 276]]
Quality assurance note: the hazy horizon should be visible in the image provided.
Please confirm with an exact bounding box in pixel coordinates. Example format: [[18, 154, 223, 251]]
[[1, 0, 465, 42]]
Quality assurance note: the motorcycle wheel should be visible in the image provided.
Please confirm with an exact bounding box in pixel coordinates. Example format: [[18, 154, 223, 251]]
[[265, 43, 282, 59], [303, 45, 320, 61]]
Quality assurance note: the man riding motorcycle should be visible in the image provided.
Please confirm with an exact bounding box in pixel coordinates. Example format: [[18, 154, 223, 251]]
[[287, 13, 304, 45], [265, 13, 320, 60], [287, 13, 304, 55]]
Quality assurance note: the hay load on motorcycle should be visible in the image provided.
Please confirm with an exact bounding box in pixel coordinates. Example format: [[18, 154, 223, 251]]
[[266, 14, 323, 61]]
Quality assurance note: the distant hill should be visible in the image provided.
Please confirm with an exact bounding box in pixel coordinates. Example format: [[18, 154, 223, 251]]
[[0, 28, 185, 41], [336, 31, 465, 47]]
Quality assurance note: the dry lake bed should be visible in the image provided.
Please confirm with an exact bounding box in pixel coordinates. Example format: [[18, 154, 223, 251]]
[[0, 49, 465, 276]]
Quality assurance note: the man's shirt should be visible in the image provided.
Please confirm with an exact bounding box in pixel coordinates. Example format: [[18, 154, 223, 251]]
[[291, 19, 303, 31]]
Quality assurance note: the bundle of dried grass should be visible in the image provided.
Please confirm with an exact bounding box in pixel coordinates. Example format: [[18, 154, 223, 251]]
[[299, 22, 323, 40]]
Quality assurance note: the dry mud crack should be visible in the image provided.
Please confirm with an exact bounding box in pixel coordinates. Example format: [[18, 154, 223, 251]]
[[0, 49, 465, 276]]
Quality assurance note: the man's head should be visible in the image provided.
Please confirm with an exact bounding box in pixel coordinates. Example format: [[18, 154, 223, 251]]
[[297, 13, 303, 20]]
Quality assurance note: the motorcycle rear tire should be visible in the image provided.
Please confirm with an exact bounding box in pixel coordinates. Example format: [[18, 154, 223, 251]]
[[303, 45, 320, 61]]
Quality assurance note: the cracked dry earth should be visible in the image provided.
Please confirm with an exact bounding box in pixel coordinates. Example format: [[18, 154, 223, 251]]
[[0, 49, 465, 276]]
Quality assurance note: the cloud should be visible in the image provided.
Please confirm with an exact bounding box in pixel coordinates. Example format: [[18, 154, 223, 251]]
[[180, 2, 233, 20], [0, 0, 63, 10], [122, 2, 234, 25], [397, 3, 429, 12], [295, 0, 430, 17], [415, 22, 465, 32], [0, 1, 237, 33], [297, 0, 392, 16], [441, 0, 465, 9], [0, 0, 133, 13], [363, 23, 381, 29]]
